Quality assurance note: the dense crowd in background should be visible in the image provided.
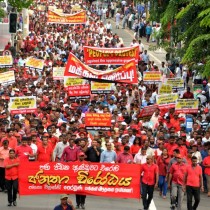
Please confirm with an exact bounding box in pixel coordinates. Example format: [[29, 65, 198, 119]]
[[0, 0, 210, 210]]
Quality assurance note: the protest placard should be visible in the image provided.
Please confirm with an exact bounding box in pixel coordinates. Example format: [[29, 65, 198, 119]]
[[67, 85, 90, 99], [91, 81, 113, 94], [0, 55, 13, 68], [175, 99, 199, 113], [8, 96, 37, 114], [156, 93, 179, 109], [166, 78, 184, 90], [143, 72, 162, 84], [0, 71, 15, 86], [158, 83, 172, 94], [85, 113, 111, 130], [53, 67, 65, 80]]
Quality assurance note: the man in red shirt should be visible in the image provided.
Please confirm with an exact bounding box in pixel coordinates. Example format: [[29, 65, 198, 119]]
[[141, 155, 159, 210], [116, 146, 133, 164], [37, 135, 53, 162], [182, 87, 194, 99], [184, 156, 203, 210], [175, 138, 187, 158], [168, 154, 187, 210], [15, 137, 33, 162], [61, 139, 80, 162], [203, 148, 210, 197], [164, 136, 177, 157], [4, 149, 20, 206]]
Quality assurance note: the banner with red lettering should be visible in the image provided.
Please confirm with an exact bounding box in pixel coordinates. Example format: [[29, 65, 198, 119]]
[[18, 162, 140, 199], [139, 105, 158, 119], [47, 10, 86, 24], [85, 113, 111, 130], [83, 46, 139, 65], [64, 53, 138, 84], [67, 84, 90, 99]]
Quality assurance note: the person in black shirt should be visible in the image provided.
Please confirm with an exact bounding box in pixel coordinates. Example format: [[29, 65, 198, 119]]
[[85, 140, 102, 162]]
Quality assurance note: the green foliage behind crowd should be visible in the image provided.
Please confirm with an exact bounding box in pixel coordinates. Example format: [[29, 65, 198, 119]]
[[148, 0, 210, 77]]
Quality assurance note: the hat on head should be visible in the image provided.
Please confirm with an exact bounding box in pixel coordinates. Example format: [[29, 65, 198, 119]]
[[78, 152, 85, 157], [60, 194, 68, 200], [121, 122, 127, 126]]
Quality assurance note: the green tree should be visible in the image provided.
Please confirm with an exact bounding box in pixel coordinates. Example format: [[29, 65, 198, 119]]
[[8, 0, 33, 12], [148, 0, 210, 77]]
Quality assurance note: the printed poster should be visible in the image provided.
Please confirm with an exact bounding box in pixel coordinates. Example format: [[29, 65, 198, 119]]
[[8, 96, 37, 114], [18, 162, 141, 199]]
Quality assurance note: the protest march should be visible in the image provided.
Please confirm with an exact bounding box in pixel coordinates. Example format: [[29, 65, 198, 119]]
[[0, 1, 210, 210]]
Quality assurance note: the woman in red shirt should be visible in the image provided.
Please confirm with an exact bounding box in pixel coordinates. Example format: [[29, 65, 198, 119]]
[[156, 148, 170, 198], [130, 137, 141, 157]]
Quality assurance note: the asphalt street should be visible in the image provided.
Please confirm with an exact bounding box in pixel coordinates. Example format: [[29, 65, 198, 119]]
[[0, 190, 210, 210]]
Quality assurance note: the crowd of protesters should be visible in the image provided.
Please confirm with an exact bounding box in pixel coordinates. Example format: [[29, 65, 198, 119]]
[[0, 0, 210, 210]]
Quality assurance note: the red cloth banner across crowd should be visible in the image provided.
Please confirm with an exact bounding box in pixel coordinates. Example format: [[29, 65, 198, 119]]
[[85, 113, 111, 130], [64, 53, 138, 84], [67, 84, 90, 99], [47, 10, 86, 24], [139, 105, 158, 119], [18, 162, 141, 199], [83, 46, 139, 65]]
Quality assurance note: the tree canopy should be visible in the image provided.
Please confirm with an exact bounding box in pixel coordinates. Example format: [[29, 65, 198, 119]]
[[149, 0, 210, 77]]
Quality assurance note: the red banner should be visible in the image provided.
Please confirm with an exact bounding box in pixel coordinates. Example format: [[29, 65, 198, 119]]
[[139, 105, 158, 119], [67, 84, 90, 99], [83, 46, 139, 65], [64, 53, 138, 84], [18, 162, 140, 199], [47, 10, 86, 24], [85, 113, 111, 130]]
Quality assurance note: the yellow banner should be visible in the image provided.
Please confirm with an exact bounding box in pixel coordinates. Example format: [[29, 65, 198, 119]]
[[143, 71, 162, 83], [91, 81, 113, 93], [53, 67, 65, 80], [158, 83, 172, 94], [0, 71, 15, 85], [9, 96, 37, 114], [64, 77, 86, 87], [0, 55, 13, 67], [25, 57, 44, 70], [47, 10, 86, 24], [175, 99, 199, 113], [166, 78, 184, 89], [156, 93, 178, 106]]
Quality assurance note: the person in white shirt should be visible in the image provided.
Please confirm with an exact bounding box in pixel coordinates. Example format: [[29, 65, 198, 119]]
[[175, 63, 181, 78], [202, 131, 210, 144], [105, 21, 112, 33], [28, 137, 37, 161], [53, 135, 69, 161], [134, 147, 148, 164], [138, 40, 144, 53], [138, 140, 155, 157], [115, 11, 121, 29]]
